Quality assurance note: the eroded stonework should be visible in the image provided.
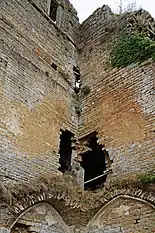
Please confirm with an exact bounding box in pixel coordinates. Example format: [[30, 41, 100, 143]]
[[0, 0, 155, 232], [9, 196, 155, 233]]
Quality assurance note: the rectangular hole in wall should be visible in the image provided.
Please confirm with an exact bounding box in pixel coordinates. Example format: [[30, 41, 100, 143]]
[[58, 129, 74, 173], [51, 62, 58, 70]]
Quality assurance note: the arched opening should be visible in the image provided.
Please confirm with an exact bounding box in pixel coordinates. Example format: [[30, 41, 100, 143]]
[[11, 202, 68, 233], [87, 195, 155, 232]]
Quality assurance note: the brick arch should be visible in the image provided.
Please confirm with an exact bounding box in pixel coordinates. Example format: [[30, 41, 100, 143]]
[[1, 185, 155, 229], [0, 192, 70, 229], [87, 195, 155, 232], [3, 180, 85, 230], [6, 184, 78, 228], [86, 186, 155, 210], [7, 197, 68, 229], [10, 201, 69, 233]]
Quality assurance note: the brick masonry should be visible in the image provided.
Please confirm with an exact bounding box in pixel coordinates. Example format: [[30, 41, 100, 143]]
[[0, 0, 79, 182], [0, 1, 155, 232], [79, 6, 155, 184], [9, 196, 155, 233], [87, 197, 155, 233], [11, 202, 69, 233]]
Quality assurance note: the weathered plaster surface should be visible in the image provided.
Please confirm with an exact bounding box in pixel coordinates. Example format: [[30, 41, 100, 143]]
[[0, 0, 155, 232]]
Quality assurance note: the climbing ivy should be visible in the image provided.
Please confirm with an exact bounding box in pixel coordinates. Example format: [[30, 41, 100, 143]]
[[110, 35, 155, 68]]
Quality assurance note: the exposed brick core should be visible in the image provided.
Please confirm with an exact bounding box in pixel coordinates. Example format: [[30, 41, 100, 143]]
[[0, 0, 155, 232]]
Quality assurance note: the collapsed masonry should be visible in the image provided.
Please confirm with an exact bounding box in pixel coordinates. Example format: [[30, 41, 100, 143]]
[[0, 0, 155, 232]]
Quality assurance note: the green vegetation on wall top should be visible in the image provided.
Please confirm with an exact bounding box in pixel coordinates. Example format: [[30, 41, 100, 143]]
[[139, 173, 155, 184], [110, 35, 155, 68]]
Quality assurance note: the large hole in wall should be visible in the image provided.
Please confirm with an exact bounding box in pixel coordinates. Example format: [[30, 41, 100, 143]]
[[58, 129, 74, 173], [80, 132, 110, 190]]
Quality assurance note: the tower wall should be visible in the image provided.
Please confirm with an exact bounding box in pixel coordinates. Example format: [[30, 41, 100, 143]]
[[0, 0, 79, 182], [79, 6, 155, 183]]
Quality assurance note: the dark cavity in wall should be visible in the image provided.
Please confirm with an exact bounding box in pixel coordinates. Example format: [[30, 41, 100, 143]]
[[59, 129, 74, 173], [73, 66, 81, 93], [80, 132, 109, 190], [51, 62, 58, 70], [12, 222, 31, 233], [49, 0, 59, 22]]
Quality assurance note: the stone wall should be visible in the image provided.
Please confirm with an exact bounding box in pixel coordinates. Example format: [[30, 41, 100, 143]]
[[79, 6, 155, 183], [8, 196, 155, 232], [88, 196, 155, 233], [0, 0, 79, 182], [0, 1, 155, 232], [31, 0, 79, 42], [11, 202, 69, 233]]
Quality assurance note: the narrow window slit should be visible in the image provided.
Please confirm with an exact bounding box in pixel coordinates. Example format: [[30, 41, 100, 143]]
[[73, 66, 81, 93], [58, 129, 74, 173], [49, 0, 59, 22]]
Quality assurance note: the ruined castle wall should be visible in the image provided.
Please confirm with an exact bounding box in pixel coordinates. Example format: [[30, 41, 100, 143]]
[[10, 197, 155, 232], [0, 0, 79, 182], [79, 7, 155, 182], [88, 197, 155, 233], [11, 202, 69, 233], [32, 0, 49, 13], [31, 0, 79, 42]]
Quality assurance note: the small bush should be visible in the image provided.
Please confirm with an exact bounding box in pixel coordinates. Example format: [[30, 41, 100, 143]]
[[139, 173, 155, 184], [110, 35, 155, 68]]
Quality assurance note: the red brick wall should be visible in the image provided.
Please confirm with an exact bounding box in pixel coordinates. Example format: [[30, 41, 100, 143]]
[[79, 6, 155, 182]]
